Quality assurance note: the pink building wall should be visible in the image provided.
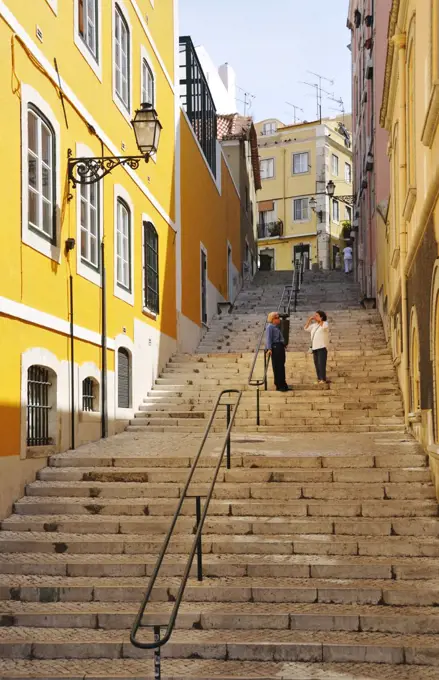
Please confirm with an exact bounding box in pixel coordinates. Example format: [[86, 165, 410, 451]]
[[348, 0, 391, 300]]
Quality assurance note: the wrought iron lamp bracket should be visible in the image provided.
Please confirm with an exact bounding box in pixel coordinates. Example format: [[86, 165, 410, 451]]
[[335, 195, 354, 206], [67, 148, 148, 194]]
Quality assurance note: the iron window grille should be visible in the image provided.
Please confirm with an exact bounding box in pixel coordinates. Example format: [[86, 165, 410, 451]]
[[27, 366, 52, 446], [179, 36, 217, 177], [118, 348, 131, 408], [82, 377, 95, 412], [143, 222, 159, 314], [27, 105, 56, 243]]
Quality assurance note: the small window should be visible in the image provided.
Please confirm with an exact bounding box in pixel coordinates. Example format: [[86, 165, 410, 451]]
[[116, 198, 131, 291], [293, 198, 309, 221], [118, 348, 131, 408], [82, 377, 98, 411], [27, 106, 56, 242], [292, 152, 309, 175], [332, 199, 340, 222], [142, 58, 154, 106], [143, 222, 159, 314], [27, 365, 53, 446], [80, 182, 99, 269], [260, 158, 274, 179], [332, 154, 339, 176], [262, 122, 277, 135], [78, 0, 98, 59], [345, 162, 352, 183], [114, 4, 130, 110]]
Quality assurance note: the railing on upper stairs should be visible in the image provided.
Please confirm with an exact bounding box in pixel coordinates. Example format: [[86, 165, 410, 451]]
[[130, 389, 242, 679], [248, 254, 305, 425]]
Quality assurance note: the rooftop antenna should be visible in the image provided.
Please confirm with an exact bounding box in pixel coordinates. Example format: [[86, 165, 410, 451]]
[[237, 85, 256, 116], [327, 94, 346, 123], [301, 70, 335, 123], [285, 102, 304, 124]]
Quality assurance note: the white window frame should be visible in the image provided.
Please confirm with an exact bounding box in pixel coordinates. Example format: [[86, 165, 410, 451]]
[[262, 122, 277, 135], [140, 45, 156, 107], [113, 185, 134, 305], [293, 197, 310, 223], [21, 84, 61, 263], [75, 143, 103, 286], [345, 161, 352, 183], [44, 0, 58, 14], [292, 152, 309, 175], [74, 0, 102, 81], [332, 199, 340, 223], [332, 153, 339, 176], [345, 205, 352, 223], [260, 157, 275, 180], [112, 0, 133, 124]]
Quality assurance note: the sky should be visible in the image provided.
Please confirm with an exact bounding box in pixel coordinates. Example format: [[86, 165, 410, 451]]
[[179, 0, 352, 125]]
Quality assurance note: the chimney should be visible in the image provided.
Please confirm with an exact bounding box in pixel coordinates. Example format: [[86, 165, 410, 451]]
[[218, 62, 237, 110]]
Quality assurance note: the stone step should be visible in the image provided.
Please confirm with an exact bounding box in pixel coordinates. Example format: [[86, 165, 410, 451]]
[[0, 659, 439, 680]]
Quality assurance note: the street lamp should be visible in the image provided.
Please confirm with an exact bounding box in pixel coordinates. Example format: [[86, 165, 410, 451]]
[[326, 180, 336, 198], [309, 196, 323, 222], [68, 103, 163, 189]]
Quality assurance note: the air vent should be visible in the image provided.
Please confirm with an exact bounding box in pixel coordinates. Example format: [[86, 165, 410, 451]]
[[36, 25, 43, 42], [366, 56, 374, 80], [365, 15, 373, 27], [354, 9, 362, 28]]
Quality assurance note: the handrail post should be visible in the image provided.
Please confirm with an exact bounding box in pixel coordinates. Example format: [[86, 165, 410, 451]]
[[256, 386, 260, 426], [226, 404, 231, 470], [154, 626, 161, 679], [195, 496, 203, 581], [264, 351, 268, 391]]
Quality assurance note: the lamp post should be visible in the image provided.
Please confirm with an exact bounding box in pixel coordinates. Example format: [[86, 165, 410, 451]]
[[67, 103, 162, 190]]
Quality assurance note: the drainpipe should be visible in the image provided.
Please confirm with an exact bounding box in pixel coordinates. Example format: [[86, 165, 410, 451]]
[[69, 275, 75, 450], [283, 147, 287, 267], [394, 33, 410, 429], [101, 241, 108, 439]]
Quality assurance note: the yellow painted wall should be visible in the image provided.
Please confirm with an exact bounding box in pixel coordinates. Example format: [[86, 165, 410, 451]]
[[180, 116, 241, 326]]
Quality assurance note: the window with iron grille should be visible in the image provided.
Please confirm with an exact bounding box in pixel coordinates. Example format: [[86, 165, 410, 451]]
[[82, 377, 96, 411], [118, 348, 131, 408], [27, 365, 53, 446], [143, 222, 159, 314], [27, 105, 56, 242], [78, 0, 98, 60], [114, 4, 130, 110], [179, 36, 217, 177]]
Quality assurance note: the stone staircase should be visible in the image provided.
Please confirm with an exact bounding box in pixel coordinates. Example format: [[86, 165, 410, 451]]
[[0, 270, 435, 679], [130, 271, 405, 434]]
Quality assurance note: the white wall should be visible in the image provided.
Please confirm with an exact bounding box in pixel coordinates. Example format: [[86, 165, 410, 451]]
[[195, 46, 237, 114]]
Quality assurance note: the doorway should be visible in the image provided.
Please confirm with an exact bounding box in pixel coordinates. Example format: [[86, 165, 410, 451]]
[[332, 245, 340, 270], [201, 249, 207, 324], [259, 248, 275, 271], [293, 244, 310, 270]]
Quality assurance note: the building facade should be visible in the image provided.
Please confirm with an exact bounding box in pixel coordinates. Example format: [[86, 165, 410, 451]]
[[218, 114, 261, 284], [348, 0, 392, 302], [0, 1, 241, 517], [378, 0, 439, 489], [255, 116, 354, 272]]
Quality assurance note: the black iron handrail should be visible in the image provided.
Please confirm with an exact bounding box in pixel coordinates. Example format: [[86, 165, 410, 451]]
[[130, 389, 242, 660]]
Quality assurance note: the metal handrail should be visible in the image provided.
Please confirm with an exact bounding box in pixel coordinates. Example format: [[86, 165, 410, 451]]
[[130, 389, 242, 659]]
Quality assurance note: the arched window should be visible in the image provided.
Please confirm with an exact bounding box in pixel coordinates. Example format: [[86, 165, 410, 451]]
[[27, 105, 56, 241], [82, 377, 99, 412], [118, 348, 131, 408], [142, 58, 155, 107], [114, 4, 130, 110], [27, 365, 56, 446], [143, 222, 159, 313]]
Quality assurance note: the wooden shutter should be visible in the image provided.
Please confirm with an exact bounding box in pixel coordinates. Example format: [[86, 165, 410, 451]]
[[118, 348, 130, 408]]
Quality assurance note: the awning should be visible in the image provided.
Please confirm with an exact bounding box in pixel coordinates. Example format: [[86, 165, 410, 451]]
[[258, 200, 274, 212]]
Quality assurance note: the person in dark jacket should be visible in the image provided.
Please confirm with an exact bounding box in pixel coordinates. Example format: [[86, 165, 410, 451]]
[[266, 311, 290, 392]]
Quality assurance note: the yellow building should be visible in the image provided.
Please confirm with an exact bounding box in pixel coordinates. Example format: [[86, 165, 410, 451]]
[[255, 116, 354, 271], [0, 1, 242, 517], [378, 0, 439, 489]]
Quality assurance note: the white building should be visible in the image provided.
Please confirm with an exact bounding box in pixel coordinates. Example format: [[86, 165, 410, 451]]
[[195, 46, 237, 114]]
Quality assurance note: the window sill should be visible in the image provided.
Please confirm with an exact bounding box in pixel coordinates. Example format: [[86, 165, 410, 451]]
[[114, 284, 134, 306], [142, 307, 158, 320], [77, 260, 102, 287], [421, 80, 439, 148], [112, 93, 133, 128], [391, 247, 400, 270], [26, 445, 55, 459], [74, 36, 102, 82], [403, 186, 417, 221]]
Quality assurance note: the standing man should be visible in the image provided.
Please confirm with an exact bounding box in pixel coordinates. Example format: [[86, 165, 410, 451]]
[[343, 245, 353, 274], [266, 312, 290, 392]]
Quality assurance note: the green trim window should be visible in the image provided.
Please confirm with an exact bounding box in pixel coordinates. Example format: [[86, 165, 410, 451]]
[[143, 222, 159, 313]]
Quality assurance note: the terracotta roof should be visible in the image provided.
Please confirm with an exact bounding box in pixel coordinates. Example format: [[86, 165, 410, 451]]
[[217, 114, 262, 190]]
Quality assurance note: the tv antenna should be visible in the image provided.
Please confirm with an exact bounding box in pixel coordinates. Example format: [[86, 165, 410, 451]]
[[286, 102, 304, 124], [237, 85, 256, 116], [300, 71, 335, 122], [327, 94, 346, 122]]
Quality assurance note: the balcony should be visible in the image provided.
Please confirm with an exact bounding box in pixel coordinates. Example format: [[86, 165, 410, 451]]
[[257, 220, 283, 239]]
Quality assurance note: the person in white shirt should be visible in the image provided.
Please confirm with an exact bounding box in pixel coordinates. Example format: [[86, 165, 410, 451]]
[[304, 310, 329, 384], [343, 246, 353, 274]]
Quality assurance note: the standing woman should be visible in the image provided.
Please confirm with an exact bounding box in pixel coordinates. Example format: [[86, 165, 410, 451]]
[[304, 311, 329, 384]]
